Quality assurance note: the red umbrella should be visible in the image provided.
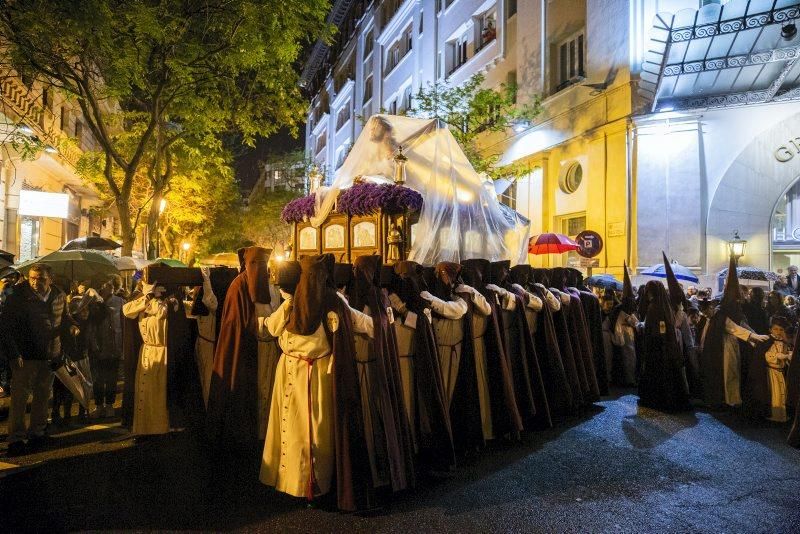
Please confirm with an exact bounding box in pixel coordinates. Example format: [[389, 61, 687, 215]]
[[528, 233, 580, 255]]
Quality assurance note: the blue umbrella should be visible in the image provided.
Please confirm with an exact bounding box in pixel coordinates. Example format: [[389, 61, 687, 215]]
[[642, 260, 699, 283], [585, 274, 623, 291]]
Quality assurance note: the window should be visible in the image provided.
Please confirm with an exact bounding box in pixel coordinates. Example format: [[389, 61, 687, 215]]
[[477, 10, 497, 50], [559, 161, 583, 194], [363, 74, 373, 103], [336, 104, 350, 130], [448, 34, 469, 75], [419, 12, 424, 33], [60, 106, 69, 131], [386, 43, 401, 73], [404, 27, 413, 52], [402, 86, 413, 112], [508, 0, 517, 17], [19, 216, 40, 262], [336, 144, 350, 169], [507, 70, 518, 103], [559, 213, 587, 268], [388, 99, 397, 115], [364, 29, 374, 57], [557, 32, 585, 91], [316, 132, 327, 154], [499, 180, 517, 210], [42, 88, 51, 111]]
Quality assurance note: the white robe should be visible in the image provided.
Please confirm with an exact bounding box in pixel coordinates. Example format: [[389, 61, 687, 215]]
[[765, 341, 791, 422], [259, 295, 373, 499], [123, 296, 172, 435], [255, 284, 281, 440]]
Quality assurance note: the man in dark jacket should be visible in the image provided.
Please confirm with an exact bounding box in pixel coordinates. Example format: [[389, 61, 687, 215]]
[[4, 263, 72, 456]]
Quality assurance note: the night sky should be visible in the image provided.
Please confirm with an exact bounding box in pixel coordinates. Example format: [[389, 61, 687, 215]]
[[232, 125, 306, 193]]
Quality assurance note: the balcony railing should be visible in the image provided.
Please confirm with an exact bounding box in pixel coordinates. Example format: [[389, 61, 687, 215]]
[[1, 76, 82, 168]]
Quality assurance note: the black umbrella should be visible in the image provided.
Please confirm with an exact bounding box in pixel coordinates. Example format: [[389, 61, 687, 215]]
[[61, 236, 122, 251], [0, 249, 14, 266]]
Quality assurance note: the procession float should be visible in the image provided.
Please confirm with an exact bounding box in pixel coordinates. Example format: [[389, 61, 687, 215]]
[[282, 114, 530, 266]]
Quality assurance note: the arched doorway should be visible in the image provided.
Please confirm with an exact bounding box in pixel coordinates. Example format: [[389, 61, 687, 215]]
[[770, 177, 800, 276]]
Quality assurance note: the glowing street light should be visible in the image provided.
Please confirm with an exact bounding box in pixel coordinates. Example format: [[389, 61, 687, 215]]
[[159, 198, 167, 214]]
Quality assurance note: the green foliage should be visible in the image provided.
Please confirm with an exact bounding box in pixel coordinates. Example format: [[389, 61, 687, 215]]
[[0, 0, 331, 254], [408, 73, 541, 179], [205, 189, 301, 255]]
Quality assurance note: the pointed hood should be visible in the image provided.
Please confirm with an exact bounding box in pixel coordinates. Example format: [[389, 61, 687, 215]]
[[243, 246, 272, 304], [621, 261, 636, 313], [662, 252, 687, 313], [720, 253, 743, 320], [286, 254, 337, 335], [510, 264, 533, 289], [460, 258, 490, 291]]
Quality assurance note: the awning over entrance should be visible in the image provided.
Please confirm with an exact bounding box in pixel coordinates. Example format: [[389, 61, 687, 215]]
[[640, 0, 800, 112]]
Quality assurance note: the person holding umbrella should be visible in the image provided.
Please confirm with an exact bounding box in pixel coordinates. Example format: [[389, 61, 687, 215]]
[[3, 263, 73, 456]]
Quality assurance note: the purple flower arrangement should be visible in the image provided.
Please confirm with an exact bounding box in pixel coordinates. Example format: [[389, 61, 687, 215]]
[[280, 193, 316, 223], [338, 182, 423, 216], [280, 183, 423, 223]]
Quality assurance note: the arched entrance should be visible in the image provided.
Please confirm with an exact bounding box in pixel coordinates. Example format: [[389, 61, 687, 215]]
[[770, 177, 800, 275], [707, 111, 800, 273]]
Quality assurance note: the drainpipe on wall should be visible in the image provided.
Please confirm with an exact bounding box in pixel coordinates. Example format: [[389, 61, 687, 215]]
[[626, 118, 635, 268]]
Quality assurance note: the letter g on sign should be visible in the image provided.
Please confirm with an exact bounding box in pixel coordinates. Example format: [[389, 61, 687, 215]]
[[775, 145, 795, 163]]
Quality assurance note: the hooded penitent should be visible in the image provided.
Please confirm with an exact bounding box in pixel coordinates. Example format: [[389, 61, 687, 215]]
[[190, 267, 239, 336], [285, 254, 373, 511], [701, 254, 745, 407], [461, 259, 523, 437], [334, 262, 353, 291], [490, 260, 543, 427], [637, 280, 690, 411], [536, 268, 583, 409], [552, 267, 601, 402], [393, 260, 455, 471], [512, 264, 575, 420], [571, 269, 609, 396], [275, 260, 302, 295], [206, 247, 272, 450], [350, 255, 415, 491], [662, 252, 688, 314], [434, 261, 483, 450]]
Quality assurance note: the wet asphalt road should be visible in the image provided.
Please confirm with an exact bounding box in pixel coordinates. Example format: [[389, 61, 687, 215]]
[[1, 390, 799, 532]]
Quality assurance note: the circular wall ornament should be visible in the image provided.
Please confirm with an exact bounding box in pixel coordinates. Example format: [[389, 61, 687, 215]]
[[559, 161, 583, 194]]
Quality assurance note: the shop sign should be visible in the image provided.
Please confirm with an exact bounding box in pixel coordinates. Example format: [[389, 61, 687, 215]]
[[18, 190, 69, 218]]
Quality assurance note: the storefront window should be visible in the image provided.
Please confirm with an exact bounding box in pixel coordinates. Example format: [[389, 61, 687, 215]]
[[19, 216, 41, 262]]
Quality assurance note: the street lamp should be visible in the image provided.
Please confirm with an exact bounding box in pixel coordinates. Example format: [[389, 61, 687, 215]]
[[181, 241, 191, 263], [728, 230, 747, 262]]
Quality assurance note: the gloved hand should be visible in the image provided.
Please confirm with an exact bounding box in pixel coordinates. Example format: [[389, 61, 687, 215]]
[[486, 283, 507, 296], [200, 266, 211, 280], [750, 333, 771, 343], [420, 290, 434, 301], [279, 289, 293, 301]]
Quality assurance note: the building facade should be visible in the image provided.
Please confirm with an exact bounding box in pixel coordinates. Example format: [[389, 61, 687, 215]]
[[0, 72, 116, 262], [303, 0, 800, 287]]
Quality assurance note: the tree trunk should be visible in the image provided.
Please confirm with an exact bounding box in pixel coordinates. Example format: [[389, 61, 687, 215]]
[[117, 198, 135, 257], [146, 189, 165, 259]]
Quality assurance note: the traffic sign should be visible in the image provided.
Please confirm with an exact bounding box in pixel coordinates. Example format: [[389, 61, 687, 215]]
[[576, 230, 603, 258]]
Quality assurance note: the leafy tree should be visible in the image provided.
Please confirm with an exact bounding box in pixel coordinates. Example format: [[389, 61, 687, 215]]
[[0, 0, 331, 255], [408, 73, 541, 179]]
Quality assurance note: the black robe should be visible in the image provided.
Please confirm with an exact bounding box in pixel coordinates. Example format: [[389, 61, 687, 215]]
[[555, 289, 595, 403], [449, 289, 485, 450], [566, 288, 601, 401], [548, 292, 586, 408], [165, 299, 204, 429], [576, 288, 609, 396], [639, 300, 690, 412], [530, 285, 576, 419], [742, 338, 773, 420]]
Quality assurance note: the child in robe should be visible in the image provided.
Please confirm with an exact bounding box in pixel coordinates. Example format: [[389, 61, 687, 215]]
[[765, 316, 793, 422]]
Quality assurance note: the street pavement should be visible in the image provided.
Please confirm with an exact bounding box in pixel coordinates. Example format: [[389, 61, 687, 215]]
[[1, 390, 799, 532]]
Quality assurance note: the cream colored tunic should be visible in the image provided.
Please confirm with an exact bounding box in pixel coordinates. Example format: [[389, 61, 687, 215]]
[[387, 292, 421, 450], [185, 279, 218, 408], [259, 294, 373, 499], [456, 285, 493, 440], [424, 293, 468, 408], [765, 341, 791, 422], [123, 296, 172, 436], [255, 285, 281, 440]]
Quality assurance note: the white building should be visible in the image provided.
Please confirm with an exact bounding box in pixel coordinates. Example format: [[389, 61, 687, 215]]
[[303, 0, 800, 287]]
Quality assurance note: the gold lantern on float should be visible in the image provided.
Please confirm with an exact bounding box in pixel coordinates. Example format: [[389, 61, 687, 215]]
[[393, 146, 408, 186]]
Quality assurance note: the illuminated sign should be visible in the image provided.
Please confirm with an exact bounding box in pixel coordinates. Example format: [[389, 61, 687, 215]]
[[18, 190, 70, 218]]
